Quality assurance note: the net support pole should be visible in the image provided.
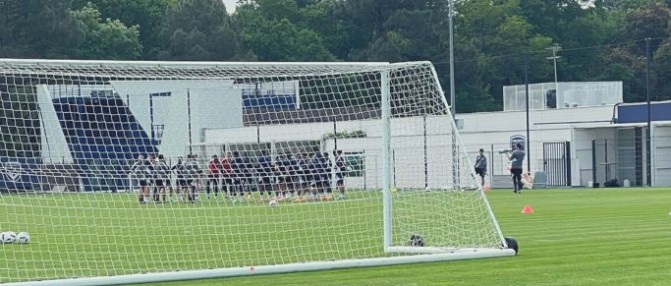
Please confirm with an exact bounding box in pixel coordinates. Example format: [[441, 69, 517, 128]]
[[381, 69, 392, 250]]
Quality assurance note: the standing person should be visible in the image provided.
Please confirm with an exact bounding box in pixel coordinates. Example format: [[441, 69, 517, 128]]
[[256, 150, 273, 202], [474, 148, 487, 188], [154, 154, 171, 203], [334, 150, 346, 200], [131, 155, 149, 203], [506, 143, 526, 194], [206, 155, 222, 200], [171, 156, 188, 202], [221, 152, 233, 199], [230, 151, 244, 202], [322, 152, 333, 197], [184, 154, 202, 202]]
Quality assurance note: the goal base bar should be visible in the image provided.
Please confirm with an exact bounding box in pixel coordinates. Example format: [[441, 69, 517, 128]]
[[8, 249, 515, 286]]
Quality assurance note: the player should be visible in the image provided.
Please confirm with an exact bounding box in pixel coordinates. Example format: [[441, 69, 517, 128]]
[[184, 154, 202, 202], [206, 155, 222, 200], [307, 152, 321, 200], [506, 143, 526, 194], [131, 155, 150, 203], [171, 156, 188, 202], [274, 158, 288, 200], [230, 151, 244, 202], [334, 150, 346, 200], [221, 151, 233, 199], [283, 152, 298, 199], [154, 154, 171, 202], [257, 150, 274, 201], [322, 152, 332, 197], [474, 148, 487, 187], [241, 153, 254, 199], [295, 152, 310, 200]]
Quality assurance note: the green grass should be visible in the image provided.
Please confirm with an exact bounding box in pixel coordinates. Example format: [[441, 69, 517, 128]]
[[2, 188, 671, 285], [152, 188, 671, 286]]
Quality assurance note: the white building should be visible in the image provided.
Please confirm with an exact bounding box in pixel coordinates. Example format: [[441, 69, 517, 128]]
[[199, 81, 671, 189]]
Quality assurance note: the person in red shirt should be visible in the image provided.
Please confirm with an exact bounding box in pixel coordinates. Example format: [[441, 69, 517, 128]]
[[206, 154, 223, 199]]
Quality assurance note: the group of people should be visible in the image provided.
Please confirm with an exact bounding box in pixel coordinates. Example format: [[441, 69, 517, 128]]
[[474, 143, 527, 193], [130, 149, 347, 204]]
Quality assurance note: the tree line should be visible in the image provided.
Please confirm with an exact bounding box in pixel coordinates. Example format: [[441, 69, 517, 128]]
[[1, 0, 670, 113]]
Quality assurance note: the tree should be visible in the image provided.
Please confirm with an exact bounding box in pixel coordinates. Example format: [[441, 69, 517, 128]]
[[234, 2, 336, 61], [158, 0, 240, 61], [70, 0, 177, 58], [0, 0, 82, 58], [70, 3, 142, 60]]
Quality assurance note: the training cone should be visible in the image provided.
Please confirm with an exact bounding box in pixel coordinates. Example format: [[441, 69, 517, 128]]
[[521, 205, 534, 214]]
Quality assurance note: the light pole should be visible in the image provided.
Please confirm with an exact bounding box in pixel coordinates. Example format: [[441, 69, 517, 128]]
[[546, 43, 562, 92], [448, 0, 456, 117]]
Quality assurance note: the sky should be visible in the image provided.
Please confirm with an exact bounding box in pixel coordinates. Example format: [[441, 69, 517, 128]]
[[222, 0, 238, 14]]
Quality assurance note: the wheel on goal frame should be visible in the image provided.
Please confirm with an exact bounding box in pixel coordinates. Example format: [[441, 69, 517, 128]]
[[504, 237, 519, 255]]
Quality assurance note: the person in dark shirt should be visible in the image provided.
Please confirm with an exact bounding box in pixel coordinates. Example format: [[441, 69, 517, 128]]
[[474, 148, 487, 188], [257, 150, 273, 201], [506, 143, 526, 194], [334, 150, 346, 200], [206, 155, 222, 200], [154, 154, 171, 202], [131, 154, 150, 203], [171, 156, 187, 202]]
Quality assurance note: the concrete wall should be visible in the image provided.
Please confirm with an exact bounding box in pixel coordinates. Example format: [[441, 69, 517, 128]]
[[653, 123, 671, 186], [37, 85, 74, 163], [112, 80, 242, 159], [203, 105, 616, 189]]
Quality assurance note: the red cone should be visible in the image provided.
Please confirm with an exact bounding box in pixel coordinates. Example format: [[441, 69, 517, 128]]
[[521, 205, 534, 214]]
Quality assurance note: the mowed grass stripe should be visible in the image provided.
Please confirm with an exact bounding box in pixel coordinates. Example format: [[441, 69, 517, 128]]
[[152, 188, 671, 286]]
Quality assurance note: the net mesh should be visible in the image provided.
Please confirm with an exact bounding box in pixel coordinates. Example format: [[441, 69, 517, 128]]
[[0, 60, 503, 283]]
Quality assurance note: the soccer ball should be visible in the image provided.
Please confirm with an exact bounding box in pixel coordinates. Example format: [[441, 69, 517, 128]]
[[269, 200, 278, 208], [17, 232, 30, 244], [409, 234, 424, 247], [2, 232, 17, 244]]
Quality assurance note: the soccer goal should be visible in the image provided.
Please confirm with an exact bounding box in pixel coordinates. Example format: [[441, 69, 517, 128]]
[[0, 59, 514, 285]]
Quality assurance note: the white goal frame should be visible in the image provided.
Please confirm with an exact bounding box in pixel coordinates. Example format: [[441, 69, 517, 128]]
[[1, 59, 514, 286]]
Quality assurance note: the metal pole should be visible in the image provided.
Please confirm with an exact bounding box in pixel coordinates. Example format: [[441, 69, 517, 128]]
[[525, 53, 531, 173], [333, 116, 338, 150], [448, 0, 456, 117], [381, 71, 392, 250], [256, 124, 260, 144], [187, 89, 193, 155], [423, 115, 428, 189], [149, 94, 154, 142], [645, 38, 652, 187]]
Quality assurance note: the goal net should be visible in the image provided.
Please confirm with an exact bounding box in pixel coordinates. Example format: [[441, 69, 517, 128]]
[[0, 59, 513, 285]]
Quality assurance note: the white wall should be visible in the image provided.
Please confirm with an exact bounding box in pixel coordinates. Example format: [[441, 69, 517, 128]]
[[112, 80, 242, 159], [653, 123, 671, 186], [572, 127, 617, 187], [37, 85, 74, 163], [203, 105, 615, 189], [457, 105, 614, 179]]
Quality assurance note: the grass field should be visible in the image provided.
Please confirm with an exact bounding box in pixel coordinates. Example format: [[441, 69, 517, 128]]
[[150, 188, 671, 286], [2, 188, 671, 285]]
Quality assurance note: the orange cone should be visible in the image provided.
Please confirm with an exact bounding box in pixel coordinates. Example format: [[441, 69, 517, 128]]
[[521, 205, 534, 214]]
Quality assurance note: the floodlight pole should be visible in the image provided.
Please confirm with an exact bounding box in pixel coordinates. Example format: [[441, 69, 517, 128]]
[[448, 0, 456, 117], [547, 44, 561, 93]]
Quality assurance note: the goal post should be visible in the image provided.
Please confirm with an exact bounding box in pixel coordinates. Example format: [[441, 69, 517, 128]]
[[0, 59, 514, 285]]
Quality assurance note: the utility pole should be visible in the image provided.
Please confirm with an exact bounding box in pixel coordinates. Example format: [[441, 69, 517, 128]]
[[547, 44, 562, 93]]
